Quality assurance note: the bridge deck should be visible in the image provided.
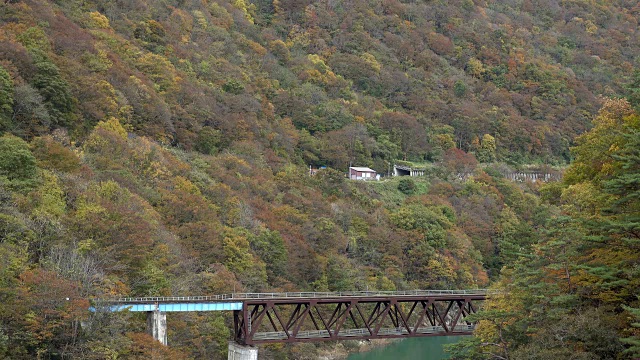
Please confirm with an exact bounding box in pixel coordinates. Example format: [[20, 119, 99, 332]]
[[107, 289, 490, 305], [108, 302, 244, 312]]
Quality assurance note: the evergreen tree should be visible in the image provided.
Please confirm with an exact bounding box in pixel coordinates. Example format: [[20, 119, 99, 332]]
[[603, 127, 640, 250], [622, 303, 640, 357], [30, 50, 74, 127], [627, 70, 640, 110], [0, 134, 38, 189], [0, 66, 13, 131]]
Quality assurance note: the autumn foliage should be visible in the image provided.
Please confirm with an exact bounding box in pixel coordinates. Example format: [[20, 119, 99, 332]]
[[0, 0, 638, 358]]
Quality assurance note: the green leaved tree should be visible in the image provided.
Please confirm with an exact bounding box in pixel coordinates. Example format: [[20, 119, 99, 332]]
[[0, 134, 38, 190], [0, 66, 13, 131]]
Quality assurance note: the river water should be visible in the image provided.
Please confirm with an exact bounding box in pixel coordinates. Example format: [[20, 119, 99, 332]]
[[346, 336, 462, 360]]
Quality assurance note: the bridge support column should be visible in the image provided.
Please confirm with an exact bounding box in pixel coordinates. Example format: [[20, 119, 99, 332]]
[[228, 342, 257, 360], [147, 310, 167, 346]]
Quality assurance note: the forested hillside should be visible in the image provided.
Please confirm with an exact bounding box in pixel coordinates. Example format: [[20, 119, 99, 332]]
[[1, 0, 638, 166], [449, 98, 640, 359], [0, 0, 639, 358]]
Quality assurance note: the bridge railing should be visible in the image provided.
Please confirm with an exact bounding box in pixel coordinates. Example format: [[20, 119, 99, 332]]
[[105, 289, 495, 304]]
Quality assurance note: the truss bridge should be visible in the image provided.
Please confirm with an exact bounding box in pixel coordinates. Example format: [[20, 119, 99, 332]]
[[104, 290, 489, 346]]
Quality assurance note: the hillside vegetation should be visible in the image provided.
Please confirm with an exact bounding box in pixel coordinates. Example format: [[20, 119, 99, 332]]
[[449, 98, 640, 360], [0, 0, 639, 359], [1, 0, 638, 166]]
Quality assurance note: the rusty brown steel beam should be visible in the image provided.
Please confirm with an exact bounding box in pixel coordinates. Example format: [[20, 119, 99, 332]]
[[333, 301, 354, 339], [354, 303, 372, 335], [292, 303, 310, 337]]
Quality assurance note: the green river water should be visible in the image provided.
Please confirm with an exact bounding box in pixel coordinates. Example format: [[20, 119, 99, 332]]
[[346, 336, 463, 360]]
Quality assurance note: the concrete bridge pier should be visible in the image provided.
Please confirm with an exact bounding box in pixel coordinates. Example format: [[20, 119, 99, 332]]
[[147, 310, 167, 345], [228, 342, 258, 360]]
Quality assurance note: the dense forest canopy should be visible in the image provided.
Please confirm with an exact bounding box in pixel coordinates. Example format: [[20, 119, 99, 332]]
[[448, 98, 640, 359], [0, 0, 638, 358], [1, 0, 638, 166]]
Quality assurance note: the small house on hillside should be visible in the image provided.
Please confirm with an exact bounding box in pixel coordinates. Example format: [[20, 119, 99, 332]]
[[349, 167, 379, 181]]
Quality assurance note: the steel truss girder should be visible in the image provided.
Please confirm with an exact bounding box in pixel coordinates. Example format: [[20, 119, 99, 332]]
[[234, 295, 484, 345]]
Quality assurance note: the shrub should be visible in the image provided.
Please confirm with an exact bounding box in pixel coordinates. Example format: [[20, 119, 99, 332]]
[[397, 178, 416, 195]]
